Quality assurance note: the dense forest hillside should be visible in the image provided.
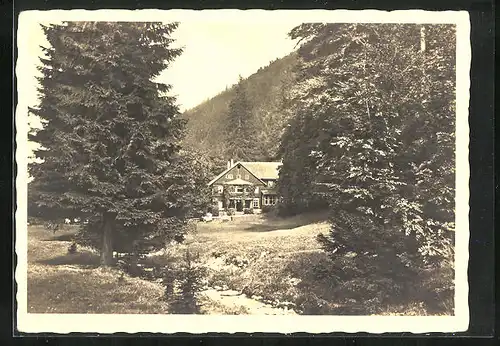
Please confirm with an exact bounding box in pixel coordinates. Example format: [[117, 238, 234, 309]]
[[181, 52, 299, 164]]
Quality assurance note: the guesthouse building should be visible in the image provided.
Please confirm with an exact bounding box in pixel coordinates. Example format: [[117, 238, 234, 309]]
[[208, 160, 281, 212]]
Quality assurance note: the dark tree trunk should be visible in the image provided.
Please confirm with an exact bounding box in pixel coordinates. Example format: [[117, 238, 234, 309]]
[[100, 211, 116, 267]]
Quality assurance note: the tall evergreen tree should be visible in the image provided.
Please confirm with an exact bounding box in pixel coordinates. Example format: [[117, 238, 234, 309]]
[[29, 22, 190, 266], [279, 23, 456, 308], [277, 108, 328, 215], [173, 149, 214, 219], [225, 76, 260, 161]]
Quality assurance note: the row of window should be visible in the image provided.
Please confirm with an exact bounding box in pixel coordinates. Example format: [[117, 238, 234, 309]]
[[225, 174, 275, 187], [213, 197, 274, 208], [214, 184, 276, 194], [263, 195, 277, 205], [214, 198, 260, 208], [214, 185, 258, 194], [226, 173, 250, 180], [225, 173, 275, 188]]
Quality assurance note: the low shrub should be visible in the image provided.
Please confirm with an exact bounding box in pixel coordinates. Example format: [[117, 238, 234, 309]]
[[274, 202, 289, 216], [261, 205, 274, 214], [224, 254, 249, 268], [243, 208, 254, 215], [226, 208, 236, 216], [210, 204, 220, 217], [206, 267, 234, 290], [295, 294, 336, 315], [276, 198, 329, 217], [275, 202, 304, 217]]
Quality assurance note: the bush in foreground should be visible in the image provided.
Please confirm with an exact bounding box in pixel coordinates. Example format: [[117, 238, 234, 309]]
[[163, 249, 207, 314], [261, 205, 273, 214], [210, 204, 220, 217]]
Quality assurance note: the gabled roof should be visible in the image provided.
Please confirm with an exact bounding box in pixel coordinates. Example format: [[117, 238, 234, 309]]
[[207, 161, 281, 186], [240, 162, 282, 180]]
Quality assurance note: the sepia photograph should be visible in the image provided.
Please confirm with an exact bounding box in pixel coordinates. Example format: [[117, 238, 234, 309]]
[[15, 9, 470, 334]]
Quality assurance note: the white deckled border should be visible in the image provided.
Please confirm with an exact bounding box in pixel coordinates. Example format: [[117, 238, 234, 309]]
[[15, 9, 471, 334]]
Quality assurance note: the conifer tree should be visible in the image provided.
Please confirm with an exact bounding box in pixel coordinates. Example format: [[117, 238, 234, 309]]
[[277, 109, 327, 215], [29, 22, 189, 266], [225, 76, 260, 162], [280, 23, 456, 306]]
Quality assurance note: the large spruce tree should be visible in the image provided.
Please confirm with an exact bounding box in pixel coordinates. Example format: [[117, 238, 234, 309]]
[[277, 109, 327, 215], [279, 23, 456, 309], [29, 22, 189, 266]]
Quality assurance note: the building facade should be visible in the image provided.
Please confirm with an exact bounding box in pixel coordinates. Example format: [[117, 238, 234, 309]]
[[207, 160, 281, 212]]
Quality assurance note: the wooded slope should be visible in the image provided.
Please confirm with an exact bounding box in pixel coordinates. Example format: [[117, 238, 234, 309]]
[[181, 52, 298, 161]]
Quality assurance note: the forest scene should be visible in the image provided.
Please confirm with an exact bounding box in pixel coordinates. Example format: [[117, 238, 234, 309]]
[[23, 17, 458, 317]]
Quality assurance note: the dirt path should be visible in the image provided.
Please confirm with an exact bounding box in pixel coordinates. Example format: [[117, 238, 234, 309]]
[[201, 288, 297, 315]]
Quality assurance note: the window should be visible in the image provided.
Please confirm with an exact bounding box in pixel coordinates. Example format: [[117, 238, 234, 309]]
[[254, 187, 259, 194], [217, 185, 223, 193], [237, 187, 244, 193], [267, 181, 275, 188], [227, 174, 233, 179], [264, 195, 277, 205], [253, 199, 259, 208]]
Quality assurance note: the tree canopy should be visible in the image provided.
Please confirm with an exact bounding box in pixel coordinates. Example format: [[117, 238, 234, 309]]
[[29, 21, 194, 265], [278, 23, 456, 306]]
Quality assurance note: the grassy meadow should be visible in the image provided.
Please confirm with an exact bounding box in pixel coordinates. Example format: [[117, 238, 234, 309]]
[[27, 225, 242, 314], [26, 212, 453, 315]]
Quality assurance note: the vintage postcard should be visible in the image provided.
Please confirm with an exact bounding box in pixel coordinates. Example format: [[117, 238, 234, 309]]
[[15, 9, 470, 334]]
